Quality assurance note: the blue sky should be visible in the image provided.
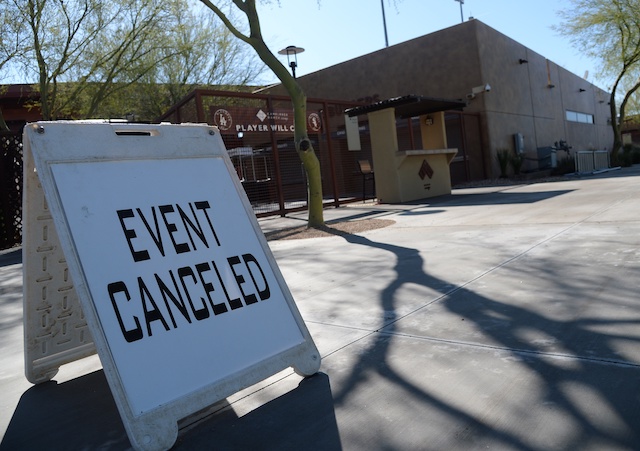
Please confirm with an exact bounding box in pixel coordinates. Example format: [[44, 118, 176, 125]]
[[255, 0, 605, 89], [3, 0, 603, 91]]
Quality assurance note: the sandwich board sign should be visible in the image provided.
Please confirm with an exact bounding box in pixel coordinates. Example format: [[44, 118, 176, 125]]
[[22, 121, 321, 450]]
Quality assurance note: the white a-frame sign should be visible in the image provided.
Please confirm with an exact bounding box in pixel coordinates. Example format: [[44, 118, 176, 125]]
[[22, 121, 321, 450]]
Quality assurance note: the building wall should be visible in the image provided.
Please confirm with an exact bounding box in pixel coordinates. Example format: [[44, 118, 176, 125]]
[[280, 21, 482, 104], [271, 19, 612, 179]]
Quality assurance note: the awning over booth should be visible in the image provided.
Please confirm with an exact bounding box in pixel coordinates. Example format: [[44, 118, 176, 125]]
[[345, 95, 466, 119]]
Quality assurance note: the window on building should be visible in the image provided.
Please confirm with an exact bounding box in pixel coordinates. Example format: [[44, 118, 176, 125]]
[[566, 110, 594, 124]]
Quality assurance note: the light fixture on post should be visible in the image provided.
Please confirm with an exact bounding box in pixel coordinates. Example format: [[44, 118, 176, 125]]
[[380, 0, 389, 47], [278, 45, 305, 78], [453, 0, 464, 23]]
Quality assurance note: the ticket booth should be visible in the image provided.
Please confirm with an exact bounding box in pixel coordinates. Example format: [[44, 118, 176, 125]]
[[346, 95, 465, 203]]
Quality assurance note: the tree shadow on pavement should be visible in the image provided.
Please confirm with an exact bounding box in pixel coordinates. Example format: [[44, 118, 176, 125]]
[[326, 230, 640, 450]]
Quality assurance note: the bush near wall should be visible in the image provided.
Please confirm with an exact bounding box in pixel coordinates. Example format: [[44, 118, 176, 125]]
[[619, 144, 640, 167]]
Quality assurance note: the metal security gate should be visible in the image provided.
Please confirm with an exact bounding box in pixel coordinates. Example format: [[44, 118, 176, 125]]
[[161, 90, 372, 217], [0, 91, 486, 251], [161, 89, 485, 217]]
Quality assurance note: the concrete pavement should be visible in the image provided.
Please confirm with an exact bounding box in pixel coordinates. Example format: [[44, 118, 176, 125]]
[[2, 166, 640, 450]]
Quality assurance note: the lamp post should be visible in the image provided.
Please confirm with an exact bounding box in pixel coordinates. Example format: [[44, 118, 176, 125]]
[[278, 45, 305, 78], [454, 0, 464, 23], [381, 0, 389, 47]]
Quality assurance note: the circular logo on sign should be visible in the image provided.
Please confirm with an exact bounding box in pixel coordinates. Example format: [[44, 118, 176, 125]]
[[213, 109, 233, 131], [308, 113, 321, 132]]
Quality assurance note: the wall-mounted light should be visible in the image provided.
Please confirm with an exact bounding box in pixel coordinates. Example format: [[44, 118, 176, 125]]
[[579, 88, 586, 92], [278, 45, 305, 78], [425, 116, 434, 126], [519, 58, 528, 64], [467, 83, 491, 99], [547, 84, 555, 89]]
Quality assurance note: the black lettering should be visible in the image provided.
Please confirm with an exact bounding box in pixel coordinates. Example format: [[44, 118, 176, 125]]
[[211, 260, 243, 309], [136, 206, 165, 257], [178, 203, 208, 250], [195, 262, 229, 315], [228, 255, 257, 305], [138, 277, 170, 336], [242, 253, 271, 301], [159, 204, 190, 254], [155, 271, 192, 328], [177, 266, 210, 321], [195, 201, 220, 246], [117, 209, 150, 262], [108, 281, 143, 342]]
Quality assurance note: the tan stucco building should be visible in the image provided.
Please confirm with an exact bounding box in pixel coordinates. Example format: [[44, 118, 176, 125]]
[[267, 19, 612, 179]]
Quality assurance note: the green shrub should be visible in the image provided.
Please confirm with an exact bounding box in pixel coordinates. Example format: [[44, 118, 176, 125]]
[[510, 152, 524, 175], [496, 149, 510, 178], [619, 144, 634, 167], [552, 156, 575, 175]]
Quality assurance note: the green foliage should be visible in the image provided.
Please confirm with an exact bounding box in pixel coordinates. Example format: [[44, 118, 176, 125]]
[[552, 156, 576, 175], [84, 81, 253, 122], [509, 152, 524, 175], [556, 0, 640, 152], [0, 2, 30, 77], [2, 0, 265, 120], [621, 79, 640, 118], [618, 144, 640, 167], [201, 0, 325, 227], [496, 149, 510, 178]]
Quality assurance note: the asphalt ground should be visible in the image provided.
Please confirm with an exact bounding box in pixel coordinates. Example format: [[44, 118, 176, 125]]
[[1, 165, 640, 450]]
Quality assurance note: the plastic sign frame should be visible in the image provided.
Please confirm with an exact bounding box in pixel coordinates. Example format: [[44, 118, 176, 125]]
[[23, 121, 321, 450]]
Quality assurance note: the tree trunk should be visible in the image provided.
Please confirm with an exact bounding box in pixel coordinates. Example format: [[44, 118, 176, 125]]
[[609, 90, 622, 165], [199, 0, 325, 228], [298, 143, 324, 227], [287, 80, 324, 227], [251, 38, 325, 227]]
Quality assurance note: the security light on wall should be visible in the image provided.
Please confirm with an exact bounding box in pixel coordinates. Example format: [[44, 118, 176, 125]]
[[519, 58, 528, 64], [467, 84, 491, 99]]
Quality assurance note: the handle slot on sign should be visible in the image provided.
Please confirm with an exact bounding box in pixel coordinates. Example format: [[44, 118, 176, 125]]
[[114, 130, 158, 137]]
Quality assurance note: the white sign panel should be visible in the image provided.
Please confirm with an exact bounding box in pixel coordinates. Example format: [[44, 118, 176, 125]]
[[23, 122, 320, 451], [345, 114, 361, 151]]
